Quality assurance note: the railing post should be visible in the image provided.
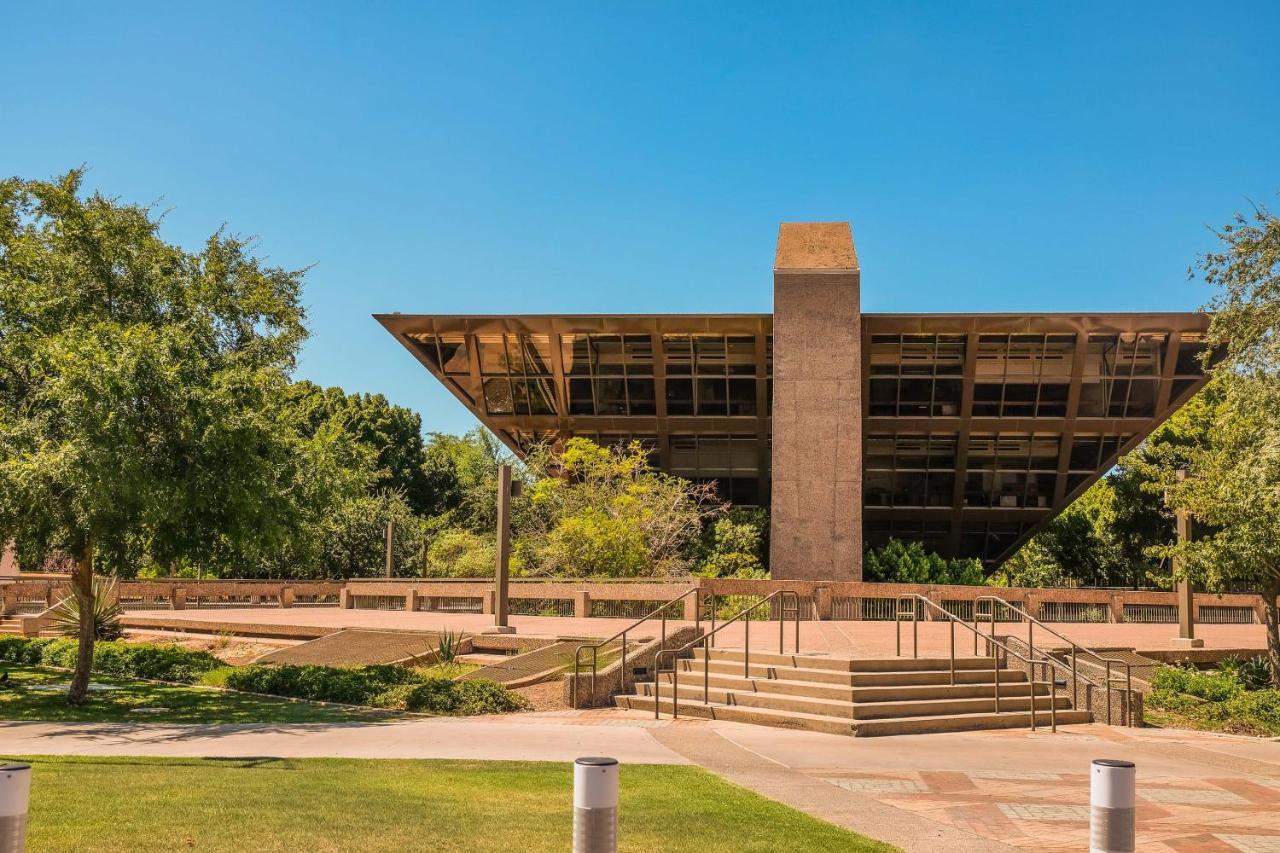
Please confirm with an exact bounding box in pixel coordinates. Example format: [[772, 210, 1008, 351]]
[[621, 631, 629, 698], [949, 618, 955, 686], [744, 615, 750, 677], [1105, 661, 1113, 725]]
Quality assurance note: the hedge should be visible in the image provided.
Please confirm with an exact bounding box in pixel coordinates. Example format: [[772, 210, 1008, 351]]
[[0, 637, 222, 684], [224, 664, 529, 715]]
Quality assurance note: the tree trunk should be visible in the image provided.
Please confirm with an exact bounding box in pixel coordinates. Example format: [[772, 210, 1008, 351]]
[[66, 543, 95, 706], [1265, 580, 1280, 691]]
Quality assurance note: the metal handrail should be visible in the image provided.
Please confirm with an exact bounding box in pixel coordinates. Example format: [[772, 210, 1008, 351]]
[[652, 590, 802, 720], [895, 594, 1060, 732], [974, 595, 1135, 726], [571, 587, 706, 708]]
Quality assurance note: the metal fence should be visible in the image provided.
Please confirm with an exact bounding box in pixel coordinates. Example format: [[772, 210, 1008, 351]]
[[590, 599, 672, 619], [1198, 605, 1255, 624], [1122, 603, 1179, 624], [350, 594, 407, 611], [292, 595, 340, 608], [416, 596, 483, 614], [1038, 601, 1112, 623], [511, 597, 575, 617], [118, 596, 171, 612]]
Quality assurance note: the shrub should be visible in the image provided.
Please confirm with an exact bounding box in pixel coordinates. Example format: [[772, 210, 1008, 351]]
[[378, 678, 529, 715], [1151, 666, 1240, 702], [1217, 656, 1272, 691], [49, 577, 124, 640], [0, 637, 222, 683], [224, 663, 528, 715]]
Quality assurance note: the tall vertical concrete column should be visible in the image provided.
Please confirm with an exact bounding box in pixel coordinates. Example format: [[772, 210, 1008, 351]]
[[769, 222, 862, 581]]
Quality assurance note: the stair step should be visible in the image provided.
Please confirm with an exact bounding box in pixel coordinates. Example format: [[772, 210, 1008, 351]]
[[618, 693, 857, 736], [679, 658, 1028, 687], [644, 681, 1071, 720], [620, 693, 1092, 737], [697, 648, 999, 673], [656, 672, 1047, 703], [851, 709, 1093, 737]]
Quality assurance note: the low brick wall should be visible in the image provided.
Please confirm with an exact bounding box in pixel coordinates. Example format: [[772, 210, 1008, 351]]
[[1001, 635, 1143, 727], [563, 625, 703, 708]]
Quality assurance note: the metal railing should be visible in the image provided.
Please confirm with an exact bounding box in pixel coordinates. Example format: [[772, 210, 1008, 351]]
[[652, 590, 801, 720], [975, 595, 1135, 727], [571, 588, 705, 709], [895, 593, 1063, 732]]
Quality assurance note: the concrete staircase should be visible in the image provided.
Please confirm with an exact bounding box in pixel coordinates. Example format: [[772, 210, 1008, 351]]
[[0, 615, 26, 636], [617, 647, 1091, 736]]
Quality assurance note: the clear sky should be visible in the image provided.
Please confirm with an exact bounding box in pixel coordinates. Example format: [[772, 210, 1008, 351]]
[[5, 2, 1278, 436]]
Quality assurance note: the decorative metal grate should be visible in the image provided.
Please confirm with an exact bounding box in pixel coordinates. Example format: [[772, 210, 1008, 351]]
[[510, 598, 574, 617], [1122, 603, 1178, 624], [417, 596, 482, 614], [1198, 605, 1255, 624], [1038, 601, 1112, 623], [590, 599, 671, 619], [292, 595, 340, 607], [350, 594, 407, 611]]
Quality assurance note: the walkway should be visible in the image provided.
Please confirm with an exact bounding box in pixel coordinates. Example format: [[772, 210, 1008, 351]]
[[5, 710, 1279, 851], [125, 606, 1269, 657]]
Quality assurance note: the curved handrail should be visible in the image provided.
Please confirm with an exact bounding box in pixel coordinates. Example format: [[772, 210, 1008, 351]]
[[974, 594, 1134, 726], [895, 593, 1067, 732], [570, 587, 705, 708], [652, 590, 802, 720]]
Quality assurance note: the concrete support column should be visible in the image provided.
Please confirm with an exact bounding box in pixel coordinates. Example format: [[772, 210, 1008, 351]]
[[768, 222, 862, 581], [815, 587, 833, 621], [339, 588, 353, 609], [682, 592, 700, 622], [406, 589, 420, 612], [1108, 594, 1125, 624], [171, 587, 185, 610], [482, 590, 496, 615], [280, 587, 294, 608], [574, 590, 591, 619]]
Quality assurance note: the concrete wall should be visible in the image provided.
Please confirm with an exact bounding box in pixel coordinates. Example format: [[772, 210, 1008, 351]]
[[769, 222, 862, 581]]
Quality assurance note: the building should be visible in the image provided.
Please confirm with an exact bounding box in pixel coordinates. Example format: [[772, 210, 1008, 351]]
[[376, 222, 1212, 581]]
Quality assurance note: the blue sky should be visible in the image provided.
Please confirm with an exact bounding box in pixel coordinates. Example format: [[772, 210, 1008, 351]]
[[5, 2, 1278, 436]]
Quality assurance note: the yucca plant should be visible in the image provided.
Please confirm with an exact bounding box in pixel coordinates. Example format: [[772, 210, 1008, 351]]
[[435, 629, 465, 664], [50, 577, 124, 641]]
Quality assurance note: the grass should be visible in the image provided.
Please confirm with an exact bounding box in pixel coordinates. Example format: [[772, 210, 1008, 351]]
[[0, 666, 391, 724], [18, 756, 894, 852]]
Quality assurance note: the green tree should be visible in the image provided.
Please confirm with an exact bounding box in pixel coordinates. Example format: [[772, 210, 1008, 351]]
[[0, 171, 329, 702], [1152, 201, 1280, 685], [515, 438, 722, 577], [425, 528, 496, 577], [699, 514, 766, 579], [421, 428, 513, 531], [286, 381, 434, 515], [863, 539, 985, 585]]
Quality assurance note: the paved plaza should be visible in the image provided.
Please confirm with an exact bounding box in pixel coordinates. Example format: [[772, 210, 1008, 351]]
[[126, 606, 1271, 658], [6, 707, 1279, 851]]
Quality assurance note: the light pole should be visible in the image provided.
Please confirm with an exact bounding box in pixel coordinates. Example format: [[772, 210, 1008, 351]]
[[1170, 469, 1203, 649], [484, 463, 519, 634]]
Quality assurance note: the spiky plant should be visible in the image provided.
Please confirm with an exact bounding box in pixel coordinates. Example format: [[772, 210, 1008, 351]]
[[435, 629, 465, 664], [50, 577, 124, 640]]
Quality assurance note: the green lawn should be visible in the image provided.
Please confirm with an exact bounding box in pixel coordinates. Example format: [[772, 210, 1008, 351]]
[[19, 756, 892, 852], [0, 666, 391, 724]]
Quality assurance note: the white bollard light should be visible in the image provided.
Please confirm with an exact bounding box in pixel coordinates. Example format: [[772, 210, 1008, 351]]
[[573, 756, 618, 853], [0, 762, 31, 853], [1090, 758, 1135, 853]]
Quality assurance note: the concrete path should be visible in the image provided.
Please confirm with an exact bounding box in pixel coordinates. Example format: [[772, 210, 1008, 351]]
[[6, 709, 1280, 851]]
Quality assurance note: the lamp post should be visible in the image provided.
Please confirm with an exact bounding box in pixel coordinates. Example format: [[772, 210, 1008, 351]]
[[484, 463, 519, 634], [1170, 469, 1203, 649]]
